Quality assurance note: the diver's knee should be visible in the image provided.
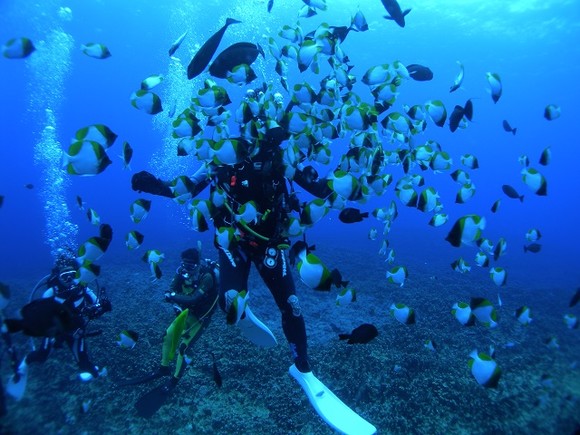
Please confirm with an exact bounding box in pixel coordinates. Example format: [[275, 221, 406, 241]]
[[286, 295, 302, 317]]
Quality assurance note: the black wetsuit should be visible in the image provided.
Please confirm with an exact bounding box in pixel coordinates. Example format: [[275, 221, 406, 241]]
[[133, 138, 331, 373], [26, 277, 107, 378]]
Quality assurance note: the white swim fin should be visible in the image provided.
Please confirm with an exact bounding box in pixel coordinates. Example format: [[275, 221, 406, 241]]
[[238, 306, 277, 348], [6, 359, 28, 401]]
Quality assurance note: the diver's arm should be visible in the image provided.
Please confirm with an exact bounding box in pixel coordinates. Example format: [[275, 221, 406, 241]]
[[131, 165, 211, 198], [165, 273, 215, 308], [293, 167, 332, 198]]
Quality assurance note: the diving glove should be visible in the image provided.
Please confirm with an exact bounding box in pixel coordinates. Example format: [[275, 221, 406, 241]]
[[131, 171, 173, 197]]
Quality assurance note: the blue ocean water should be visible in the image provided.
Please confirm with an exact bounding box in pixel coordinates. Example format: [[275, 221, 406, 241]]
[[1, 0, 579, 433]]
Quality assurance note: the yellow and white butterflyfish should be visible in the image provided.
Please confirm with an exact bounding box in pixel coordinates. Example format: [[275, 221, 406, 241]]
[[208, 187, 227, 209], [81, 42, 111, 59], [368, 228, 378, 240], [336, 287, 356, 306], [474, 251, 490, 268], [169, 176, 195, 204], [310, 141, 333, 165], [485, 72, 502, 104], [460, 154, 479, 169], [120, 141, 133, 170], [130, 90, 163, 115], [476, 238, 494, 255], [366, 174, 392, 196], [328, 170, 363, 201], [563, 314, 579, 329], [424, 100, 447, 127], [2, 37, 35, 58], [129, 199, 151, 224], [450, 169, 471, 185], [490, 267, 507, 287], [468, 350, 501, 388], [525, 228, 542, 242], [63, 141, 112, 176], [292, 82, 318, 106], [193, 139, 215, 161], [451, 257, 471, 274], [301, 198, 330, 226], [211, 139, 249, 166], [76, 237, 110, 264], [544, 104, 561, 121], [267, 36, 281, 59], [417, 187, 439, 213], [278, 23, 303, 43], [297, 253, 334, 291], [371, 207, 391, 223], [414, 144, 436, 167], [390, 303, 415, 325], [188, 199, 213, 232], [372, 83, 399, 112], [386, 266, 408, 287], [194, 83, 231, 109], [125, 230, 144, 250], [378, 239, 389, 256], [74, 124, 117, 149], [214, 226, 238, 251], [74, 260, 100, 285], [179, 138, 203, 159], [297, 39, 321, 73], [428, 213, 448, 227], [493, 237, 507, 261], [351, 7, 369, 32], [116, 330, 139, 349], [456, 182, 476, 204], [385, 248, 396, 264], [227, 64, 257, 85], [142, 249, 164, 266], [282, 216, 306, 238], [140, 74, 164, 90], [84, 208, 100, 227], [424, 340, 437, 352], [470, 297, 498, 328], [521, 167, 547, 196], [304, 0, 327, 11], [404, 104, 428, 121], [382, 219, 393, 236], [172, 109, 202, 138], [362, 64, 394, 86], [234, 201, 259, 226], [391, 60, 410, 80], [515, 306, 533, 326], [283, 112, 315, 135], [395, 184, 418, 207], [445, 214, 486, 247], [451, 302, 475, 326], [429, 151, 453, 172], [518, 154, 530, 167], [539, 146, 551, 166], [382, 112, 411, 136]]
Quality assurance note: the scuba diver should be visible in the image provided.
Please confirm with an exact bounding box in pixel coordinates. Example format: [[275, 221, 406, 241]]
[[4, 257, 111, 400], [131, 87, 334, 378], [120, 246, 220, 418]]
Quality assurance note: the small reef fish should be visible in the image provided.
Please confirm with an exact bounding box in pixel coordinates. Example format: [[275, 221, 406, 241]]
[[468, 350, 501, 388], [116, 330, 139, 349], [338, 323, 378, 344], [187, 18, 241, 80], [381, 0, 411, 28], [2, 37, 35, 58], [81, 43, 111, 59]]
